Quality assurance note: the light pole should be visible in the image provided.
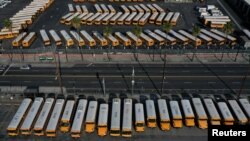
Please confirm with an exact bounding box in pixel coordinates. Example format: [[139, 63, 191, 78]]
[[102, 77, 106, 97], [131, 67, 135, 96]]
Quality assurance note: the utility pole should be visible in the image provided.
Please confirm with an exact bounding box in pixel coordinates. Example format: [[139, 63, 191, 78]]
[[131, 67, 135, 96], [161, 53, 167, 95], [56, 52, 63, 95], [102, 77, 106, 97]]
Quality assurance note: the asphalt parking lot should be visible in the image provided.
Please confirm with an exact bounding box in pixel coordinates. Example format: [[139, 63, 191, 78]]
[[0, 0, 235, 50]]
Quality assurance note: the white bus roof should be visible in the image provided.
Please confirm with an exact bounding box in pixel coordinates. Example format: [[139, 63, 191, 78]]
[[150, 12, 159, 20], [77, 13, 88, 19], [8, 98, 32, 129], [107, 5, 116, 13], [133, 13, 144, 21], [80, 30, 95, 42], [68, 4, 74, 12], [60, 30, 72, 41], [100, 4, 109, 13], [157, 12, 166, 21], [70, 31, 84, 42], [126, 31, 141, 42], [144, 29, 165, 42], [115, 32, 130, 42], [146, 4, 157, 13], [170, 100, 182, 119], [122, 99, 133, 130], [67, 12, 80, 21], [81, 13, 94, 21], [87, 13, 101, 21], [171, 12, 180, 22], [71, 99, 88, 132], [81, 5, 88, 13], [169, 30, 188, 42], [128, 5, 136, 12], [49, 30, 61, 42], [158, 99, 170, 121], [198, 33, 212, 42], [111, 98, 121, 129], [118, 12, 130, 21], [76, 5, 82, 13], [140, 33, 153, 42], [164, 12, 174, 22], [210, 29, 236, 41], [61, 100, 75, 121], [23, 32, 36, 42], [125, 12, 137, 21], [203, 16, 229, 19], [21, 97, 43, 130], [146, 100, 156, 119], [135, 103, 145, 123], [40, 29, 49, 42], [154, 29, 176, 42], [181, 99, 195, 118], [103, 13, 115, 21], [201, 29, 224, 41], [95, 13, 109, 21], [13, 32, 27, 42], [46, 99, 65, 131], [152, 4, 164, 12], [228, 100, 247, 123], [86, 101, 98, 123], [120, 5, 130, 13], [110, 12, 123, 21], [203, 98, 220, 120], [107, 34, 118, 42], [217, 102, 234, 121], [192, 98, 207, 119], [98, 104, 109, 126], [139, 13, 151, 21], [134, 5, 144, 13], [239, 98, 250, 118], [243, 29, 250, 39], [34, 98, 54, 129], [178, 30, 201, 41], [94, 4, 102, 13], [139, 4, 150, 13]]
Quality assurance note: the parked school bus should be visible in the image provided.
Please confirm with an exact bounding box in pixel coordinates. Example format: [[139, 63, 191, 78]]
[[170, 101, 183, 128], [156, 12, 166, 25], [140, 33, 154, 47], [20, 97, 44, 135], [65, 12, 80, 25], [210, 29, 237, 46], [100, 4, 109, 13], [7, 98, 32, 136], [152, 4, 164, 13], [169, 30, 189, 45], [164, 12, 174, 23], [107, 5, 116, 13], [97, 104, 109, 136], [102, 13, 115, 25], [181, 99, 195, 127], [203, 98, 221, 125], [40, 29, 50, 46], [125, 12, 137, 25], [145, 100, 157, 128], [198, 33, 213, 46], [115, 32, 131, 47], [94, 13, 109, 25], [200, 29, 225, 45], [60, 100, 75, 132], [81, 13, 94, 25], [94, 4, 103, 13], [93, 31, 108, 46], [139, 13, 151, 26], [117, 13, 130, 25], [12, 32, 27, 47], [217, 102, 234, 125], [178, 30, 202, 46], [228, 100, 248, 125], [80, 30, 96, 47], [238, 99, 250, 123], [126, 31, 142, 47], [128, 5, 137, 13], [120, 5, 130, 13], [110, 98, 121, 136], [133, 13, 144, 25], [144, 29, 165, 46], [170, 12, 180, 26], [70, 31, 85, 47], [192, 98, 208, 129], [135, 103, 145, 132], [87, 13, 101, 25], [149, 12, 159, 24], [70, 99, 88, 138], [49, 30, 62, 46], [122, 99, 133, 137], [85, 101, 98, 133], [154, 29, 177, 46], [110, 12, 123, 25], [139, 4, 150, 13], [81, 5, 88, 13], [158, 99, 170, 130], [60, 30, 74, 47], [33, 98, 55, 136], [134, 5, 144, 13], [46, 99, 65, 137], [147, 4, 157, 13], [107, 34, 119, 47], [60, 13, 73, 24], [22, 32, 36, 47]]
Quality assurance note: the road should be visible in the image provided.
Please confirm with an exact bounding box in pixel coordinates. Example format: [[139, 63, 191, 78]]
[[0, 63, 249, 94]]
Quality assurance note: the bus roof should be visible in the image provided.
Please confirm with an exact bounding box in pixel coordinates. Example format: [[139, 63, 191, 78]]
[[60, 30, 72, 41], [110, 12, 123, 21], [133, 13, 144, 21], [107, 34, 118, 42], [203, 98, 220, 120], [107, 5, 116, 13], [198, 33, 212, 42], [139, 4, 150, 13], [144, 29, 165, 42], [243, 29, 250, 39], [21, 97, 43, 130], [126, 31, 141, 42], [152, 4, 164, 12], [200, 29, 225, 41], [181, 99, 195, 118], [93, 31, 107, 42], [71, 99, 88, 132], [170, 100, 182, 119], [23, 32, 36, 42], [122, 99, 133, 130], [85, 101, 98, 123], [146, 100, 156, 118], [62, 13, 73, 19], [154, 29, 176, 42], [171, 12, 180, 21], [164, 12, 174, 22], [103, 13, 115, 21], [98, 104, 109, 126], [40, 29, 49, 42], [115, 32, 130, 42], [70, 31, 84, 42], [7, 98, 32, 130], [111, 98, 121, 129], [46, 99, 65, 131], [192, 98, 207, 119], [80, 30, 95, 42], [135, 103, 145, 123], [210, 29, 236, 41], [169, 30, 188, 42], [61, 100, 75, 121], [126, 12, 137, 21], [140, 32, 153, 42], [49, 30, 61, 42], [228, 100, 247, 123], [178, 30, 201, 42], [217, 102, 234, 121], [128, 5, 136, 12], [239, 98, 250, 118], [158, 99, 170, 121], [13, 32, 27, 42], [34, 98, 54, 129]]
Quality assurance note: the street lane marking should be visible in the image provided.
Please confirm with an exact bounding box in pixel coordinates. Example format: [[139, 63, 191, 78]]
[[2, 64, 12, 76], [86, 63, 93, 67]]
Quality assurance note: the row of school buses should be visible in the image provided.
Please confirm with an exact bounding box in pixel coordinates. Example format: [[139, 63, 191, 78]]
[[63, 4, 179, 26], [73, 0, 152, 3], [11, 28, 237, 48], [7, 96, 250, 137], [0, 0, 53, 40]]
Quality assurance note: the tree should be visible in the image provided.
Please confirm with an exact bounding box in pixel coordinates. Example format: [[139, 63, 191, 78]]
[[221, 22, 234, 62], [191, 25, 201, 61], [3, 19, 12, 31], [71, 17, 83, 61], [103, 26, 112, 61], [162, 22, 172, 49], [132, 25, 142, 61]]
